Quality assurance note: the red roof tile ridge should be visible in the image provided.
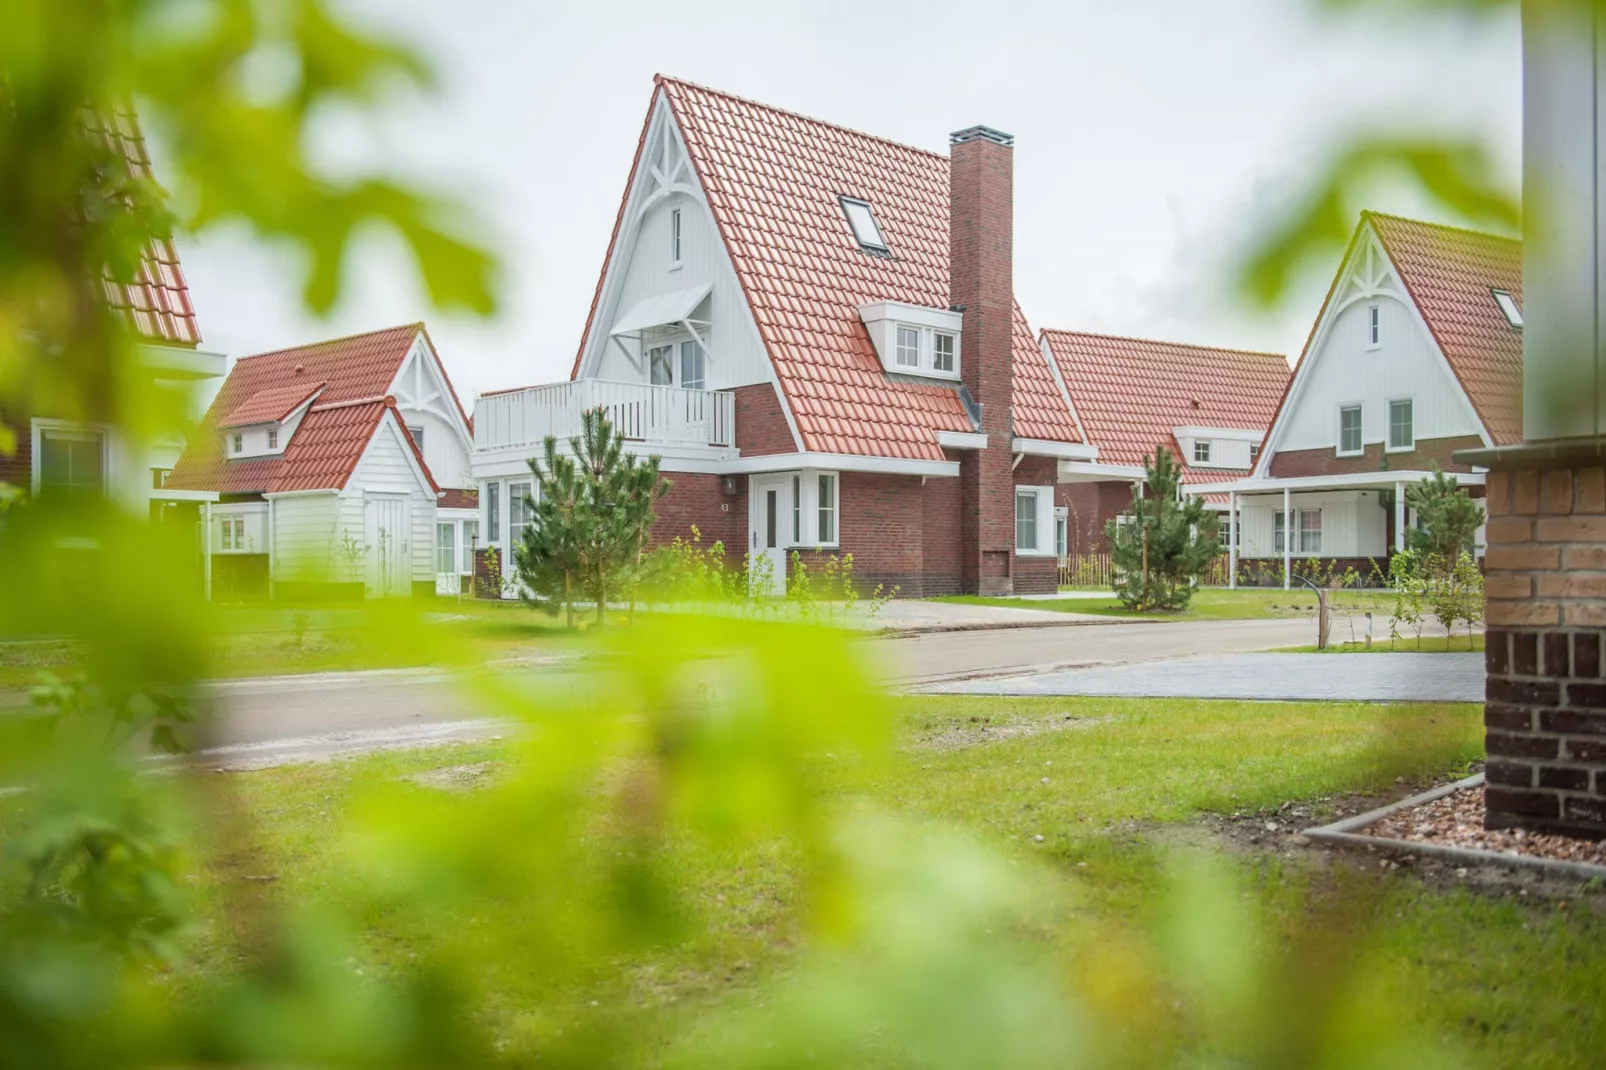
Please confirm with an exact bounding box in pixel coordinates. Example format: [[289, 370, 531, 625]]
[[236, 322, 424, 362], [1041, 327, 1287, 363], [1362, 209, 1520, 246], [656, 74, 949, 163]]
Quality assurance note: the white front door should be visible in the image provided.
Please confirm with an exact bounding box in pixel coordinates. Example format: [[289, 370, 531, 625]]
[[748, 475, 787, 595], [364, 494, 409, 598], [435, 521, 458, 595]]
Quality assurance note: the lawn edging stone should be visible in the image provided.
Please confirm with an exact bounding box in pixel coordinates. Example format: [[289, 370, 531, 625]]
[[1305, 773, 1606, 882]]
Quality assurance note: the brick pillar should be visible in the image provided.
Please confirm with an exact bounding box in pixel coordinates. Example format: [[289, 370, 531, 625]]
[[1481, 458, 1606, 837], [949, 125, 1015, 596]]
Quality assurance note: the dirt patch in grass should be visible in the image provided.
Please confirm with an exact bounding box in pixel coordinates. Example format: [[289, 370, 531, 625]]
[[910, 711, 1120, 751], [405, 761, 498, 792]]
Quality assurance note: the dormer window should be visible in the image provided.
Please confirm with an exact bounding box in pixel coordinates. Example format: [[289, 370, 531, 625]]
[[231, 433, 243, 454], [859, 302, 962, 381], [1193, 440, 1211, 464], [267, 428, 278, 449], [1493, 289, 1523, 330], [840, 197, 887, 254]]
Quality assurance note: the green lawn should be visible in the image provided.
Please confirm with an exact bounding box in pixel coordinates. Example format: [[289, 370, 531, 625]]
[[1275, 634, 1485, 654], [110, 690, 1606, 1068], [0, 597, 590, 690], [937, 587, 1399, 621]]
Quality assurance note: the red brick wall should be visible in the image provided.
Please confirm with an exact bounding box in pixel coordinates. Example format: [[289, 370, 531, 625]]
[[733, 383, 796, 456], [1012, 455, 1058, 594], [1268, 435, 1486, 478], [1481, 462, 1606, 837], [921, 461, 966, 596], [950, 130, 1016, 595], [0, 414, 30, 492], [1056, 480, 1132, 556], [791, 471, 926, 596], [652, 471, 745, 566]]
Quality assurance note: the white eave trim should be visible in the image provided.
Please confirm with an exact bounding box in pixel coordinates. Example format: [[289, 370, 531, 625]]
[[1012, 437, 1098, 461], [1194, 469, 1488, 495], [263, 488, 341, 499], [150, 488, 221, 502], [719, 452, 959, 478], [937, 430, 988, 450], [1056, 461, 1147, 482]]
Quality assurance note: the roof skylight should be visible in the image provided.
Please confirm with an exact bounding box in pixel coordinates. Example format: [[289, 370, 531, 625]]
[[1492, 289, 1524, 330], [840, 197, 888, 253]]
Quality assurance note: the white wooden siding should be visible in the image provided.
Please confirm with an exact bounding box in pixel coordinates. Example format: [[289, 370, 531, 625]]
[[1237, 490, 1389, 558], [272, 494, 341, 582], [583, 98, 776, 392], [210, 503, 268, 554], [1279, 296, 1482, 452], [397, 405, 472, 487], [339, 418, 436, 584]]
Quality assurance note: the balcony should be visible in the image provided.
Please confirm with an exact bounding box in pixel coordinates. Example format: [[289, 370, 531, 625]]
[[474, 379, 736, 452]]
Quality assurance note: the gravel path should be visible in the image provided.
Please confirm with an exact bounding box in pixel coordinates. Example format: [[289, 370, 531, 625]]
[[920, 652, 1483, 702], [1368, 786, 1606, 867]]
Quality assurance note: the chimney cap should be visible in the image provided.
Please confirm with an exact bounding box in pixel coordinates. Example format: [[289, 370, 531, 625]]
[[950, 125, 1014, 148]]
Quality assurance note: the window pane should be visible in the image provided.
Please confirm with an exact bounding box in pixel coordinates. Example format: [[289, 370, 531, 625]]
[[895, 326, 920, 368], [679, 340, 705, 390], [268, 429, 278, 449], [39, 430, 105, 499], [766, 490, 777, 549], [670, 206, 682, 262], [1368, 304, 1381, 344], [221, 517, 232, 550], [509, 482, 532, 544], [841, 199, 886, 250], [1340, 406, 1362, 453], [1274, 511, 1285, 554], [461, 521, 479, 572], [486, 483, 500, 543], [791, 475, 801, 544], [1389, 399, 1413, 449], [232, 433, 242, 453], [437, 522, 454, 573], [1299, 509, 1322, 553], [649, 345, 674, 385], [1015, 490, 1037, 551], [408, 425, 425, 451], [817, 474, 836, 543], [933, 332, 955, 373], [1193, 440, 1210, 463]]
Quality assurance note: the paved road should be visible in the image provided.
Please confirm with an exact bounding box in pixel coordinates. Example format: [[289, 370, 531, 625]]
[[174, 617, 1314, 766], [919, 652, 1484, 702]]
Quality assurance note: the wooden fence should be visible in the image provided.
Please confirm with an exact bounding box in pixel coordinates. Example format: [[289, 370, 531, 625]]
[[1058, 553, 1232, 590]]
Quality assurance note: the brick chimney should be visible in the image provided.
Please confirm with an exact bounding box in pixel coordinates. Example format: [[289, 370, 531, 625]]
[[949, 125, 1016, 595]]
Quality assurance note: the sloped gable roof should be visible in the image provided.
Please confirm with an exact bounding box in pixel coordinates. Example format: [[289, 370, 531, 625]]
[[1043, 330, 1289, 485], [89, 108, 202, 347], [1367, 212, 1523, 445], [166, 324, 441, 495], [219, 381, 326, 429], [575, 76, 1082, 460]]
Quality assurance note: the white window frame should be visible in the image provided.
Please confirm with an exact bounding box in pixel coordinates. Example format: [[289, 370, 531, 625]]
[[508, 480, 535, 546], [436, 521, 455, 574], [32, 420, 110, 500], [1298, 508, 1322, 554], [839, 196, 887, 253], [1193, 440, 1211, 464], [1249, 442, 1261, 465], [669, 205, 683, 268], [933, 331, 956, 374], [485, 481, 501, 545], [461, 519, 480, 573], [895, 325, 921, 369], [678, 339, 706, 391], [1337, 403, 1364, 457], [783, 470, 840, 549], [1387, 396, 1415, 452], [267, 428, 279, 449], [231, 432, 243, 454], [1014, 486, 1056, 557], [1366, 303, 1381, 349], [1054, 506, 1068, 561], [648, 344, 674, 386], [407, 424, 424, 452]]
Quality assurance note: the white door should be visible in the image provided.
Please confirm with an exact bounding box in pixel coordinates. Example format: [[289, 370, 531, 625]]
[[748, 475, 787, 595], [364, 494, 409, 598], [434, 521, 458, 596]]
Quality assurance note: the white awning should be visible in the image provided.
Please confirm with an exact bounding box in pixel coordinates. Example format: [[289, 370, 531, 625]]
[[609, 283, 712, 336]]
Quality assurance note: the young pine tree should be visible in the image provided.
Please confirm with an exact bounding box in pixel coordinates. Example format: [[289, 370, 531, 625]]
[[515, 437, 588, 627], [1405, 463, 1485, 562], [1106, 446, 1221, 611]]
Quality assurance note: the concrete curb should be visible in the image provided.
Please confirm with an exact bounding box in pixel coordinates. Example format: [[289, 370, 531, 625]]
[[1305, 773, 1606, 882], [872, 616, 1151, 637]]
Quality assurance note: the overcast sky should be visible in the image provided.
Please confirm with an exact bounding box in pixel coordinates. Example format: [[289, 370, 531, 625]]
[[177, 0, 1521, 401]]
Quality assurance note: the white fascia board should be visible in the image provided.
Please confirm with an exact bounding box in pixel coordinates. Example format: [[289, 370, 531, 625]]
[[263, 488, 340, 500], [150, 488, 221, 502], [437, 506, 480, 517], [139, 344, 227, 380], [1056, 460, 1147, 482], [1192, 470, 1488, 495], [719, 452, 960, 478], [1012, 437, 1098, 461], [937, 430, 988, 450], [1172, 425, 1266, 442], [859, 300, 963, 332]]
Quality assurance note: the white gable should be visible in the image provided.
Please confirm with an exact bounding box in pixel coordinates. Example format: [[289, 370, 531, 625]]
[[1259, 223, 1489, 466], [389, 332, 474, 488], [574, 91, 797, 447]]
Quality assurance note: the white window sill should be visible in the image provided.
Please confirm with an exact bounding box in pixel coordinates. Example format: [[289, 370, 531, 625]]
[[1016, 547, 1058, 559], [1365, 344, 1382, 353], [1335, 449, 1365, 459], [1384, 444, 1415, 454]]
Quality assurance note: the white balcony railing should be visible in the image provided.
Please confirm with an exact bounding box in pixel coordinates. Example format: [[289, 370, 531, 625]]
[[475, 379, 735, 452]]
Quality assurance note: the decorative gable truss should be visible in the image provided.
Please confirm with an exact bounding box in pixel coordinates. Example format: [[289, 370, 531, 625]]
[[1252, 218, 1493, 475], [390, 333, 474, 453]]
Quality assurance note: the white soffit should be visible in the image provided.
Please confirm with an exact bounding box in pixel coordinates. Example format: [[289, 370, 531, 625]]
[[611, 283, 713, 336]]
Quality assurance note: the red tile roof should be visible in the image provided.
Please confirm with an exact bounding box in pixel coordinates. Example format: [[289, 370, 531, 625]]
[[1042, 330, 1290, 485], [89, 108, 202, 347], [573, 76, 1082, 460], [1367, 212, 1523, 445], [167, 324, 445, 495], [219, 381, 326, 428]]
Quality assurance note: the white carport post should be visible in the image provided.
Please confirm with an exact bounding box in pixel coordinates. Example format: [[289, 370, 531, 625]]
[[1394, 480, 1406, 553], [202, 501, 212, 602], [1281, 486, 1291, 590], [1228, 491, 1238, 589]]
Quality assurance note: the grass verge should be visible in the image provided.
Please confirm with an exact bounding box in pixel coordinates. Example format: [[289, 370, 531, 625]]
[[935, 587, 1398, 621]]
